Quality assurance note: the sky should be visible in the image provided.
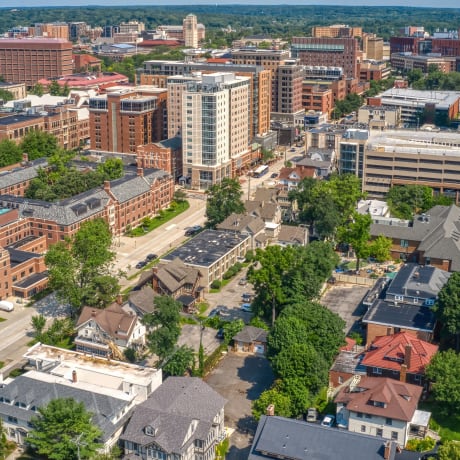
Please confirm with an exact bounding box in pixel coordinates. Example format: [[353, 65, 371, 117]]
[[2, 0, 460, 8]]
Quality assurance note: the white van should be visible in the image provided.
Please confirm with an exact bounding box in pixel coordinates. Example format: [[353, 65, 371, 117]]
[[0, 300, 14, 312]]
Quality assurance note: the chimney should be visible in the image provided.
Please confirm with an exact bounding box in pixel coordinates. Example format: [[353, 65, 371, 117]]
[[404, 343, 412, 369], [104, 180, 110, 192], [400, 364, 407, 383], [266, 404, 275, 416], [22, 152, 29, 162], [72, 370, 77, 383], [116, 294, 123, 305], [384, 441, 392, 460], [137, 167, 144, 177], [91, 310, 97, 317]]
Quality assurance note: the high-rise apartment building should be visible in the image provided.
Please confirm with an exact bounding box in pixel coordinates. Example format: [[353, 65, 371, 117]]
[[272, 60, 304, 115], [30, 23, 69, 40], [291, 37, 361, 78], [171, 72, 250, 189], [139, 60, 271, 140], [183, 14, 198, 48], [88, 86, 168, 153], [0, 38, 73, 87]]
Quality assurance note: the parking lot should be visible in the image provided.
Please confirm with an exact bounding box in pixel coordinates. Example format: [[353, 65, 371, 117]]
[[205, 352, 274, 460], [320, 284, 370, 334]]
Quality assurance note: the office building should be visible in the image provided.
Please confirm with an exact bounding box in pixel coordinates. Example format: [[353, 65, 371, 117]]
[[29, 22, 69, 40], [312, 24, 362, 39], [338, 129, 369, 177], [363, 129, 460, 202], [362, 33, 384, 60], [89, 86, 168, 153], [176, 72, 251, 189], [183, 14, 198, 48], [272, 59, 304, 116], [291, 37, 361, 78], [0, 38, 73, 87], [390, 53, 457, 73]]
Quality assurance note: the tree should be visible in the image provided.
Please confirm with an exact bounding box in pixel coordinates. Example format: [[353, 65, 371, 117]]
[[31, 314, 47, 340], [173, 189, 187, 203], [278, 378, 312, 417], [0, 88, 14, 102], [27, 398, 102, 460], [438, 440, 460, 460], [435, 272, 460, 351], [0, 419, 7, 460], [163, 346, 195, 376], [222, 318, 245, 346], [205, 177, 245, 228], [338, 212, 372, 271], [0, 139, 22, 167], [96, 157, 124, 181], [142, 296, 181, 362], [369, 235, 392, 262], [30, 83, 44, 96], [425, 350, 460, 415], [252, 388, 292, 421], [45, 218, 119, 313], [20, 130, 60, 160], [387, 185, 434, 219], [49, 80, 62, 96]]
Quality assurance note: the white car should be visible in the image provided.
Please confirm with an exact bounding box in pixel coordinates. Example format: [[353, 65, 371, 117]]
[[0, 300, 14, 312]]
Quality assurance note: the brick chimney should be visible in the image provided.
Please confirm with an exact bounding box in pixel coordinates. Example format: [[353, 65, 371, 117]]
[[137, 167, 144, 177], [404, 343, 412, 369], [384, 441, 392, 460], [104, 180, 111, 193], [400, 364, 407, 383], [266, 404, 275, 416], [72, 370, 77, 383]]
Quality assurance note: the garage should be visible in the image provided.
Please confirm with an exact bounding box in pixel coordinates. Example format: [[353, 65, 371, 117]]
[[254, 344, 265, 354], [232, 326, 267, 355]]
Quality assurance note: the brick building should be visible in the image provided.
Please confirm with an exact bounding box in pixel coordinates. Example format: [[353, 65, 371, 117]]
[[311, 24, 362, 39], [89, 86, 168, 153], [0, 38, 73, 87], [291, 37, 361, 78]]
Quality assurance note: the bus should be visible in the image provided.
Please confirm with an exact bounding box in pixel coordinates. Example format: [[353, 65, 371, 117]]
[[253, 165, 269, 178]]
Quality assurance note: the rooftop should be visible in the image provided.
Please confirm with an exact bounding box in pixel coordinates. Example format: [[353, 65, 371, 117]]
[[161, 230, 249, 269]]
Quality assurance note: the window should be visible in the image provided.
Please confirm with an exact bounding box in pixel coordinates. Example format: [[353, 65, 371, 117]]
[[361, 425, 366, 433], [391, 431, 398, 440], [365, 414, 372, 419], [357, 412, 363, 418], [376, 428, 383, 437], [386, 418, 393, 426], [425, 299, 435, 306], [395, 295, 404, 301], [373, 367, 382, 375]]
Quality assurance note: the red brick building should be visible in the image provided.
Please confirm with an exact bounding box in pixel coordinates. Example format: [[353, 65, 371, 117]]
[[0, 38, 73, 87]]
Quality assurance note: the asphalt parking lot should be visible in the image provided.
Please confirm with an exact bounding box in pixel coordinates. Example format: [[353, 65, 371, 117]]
[[205, 352, 274, 460], [320, 284, 369, 334]]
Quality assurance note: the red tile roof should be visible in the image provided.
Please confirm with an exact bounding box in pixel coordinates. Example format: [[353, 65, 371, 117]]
[[361, 332, 438, 375], [341, 337, 357, 351], [73, 54, 102, 65], [335, 376, 423, 422], [278, 166, 316, 181]]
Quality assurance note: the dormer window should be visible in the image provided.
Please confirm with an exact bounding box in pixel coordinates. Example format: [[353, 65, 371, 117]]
[[144, 425, 157, 436], [373, 400, 386, 408]]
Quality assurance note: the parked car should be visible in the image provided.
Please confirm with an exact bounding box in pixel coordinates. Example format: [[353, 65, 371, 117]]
[[185, 225, 203, 237], [145, 253, 157, 261], [239, 277, 248, 286], [0, 300, 14, 312], [321, 415, 335, 428], [242, 294, 253, 303], [208, 307, 221, 318], [240, 303, 252, 312], [270, 172, 279, 178], [216, 328, 225, 339], [306, 408, 318, 423], [135, 261, 147, 269]]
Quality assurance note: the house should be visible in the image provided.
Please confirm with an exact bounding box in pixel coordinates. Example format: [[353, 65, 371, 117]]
[[334, 376, 430, 447], [121, 377, 226, 460], [129, 284, 158, 317], [249, 415, 398, 460], [362, 263, 450, 346], [75, 301, 145, 359], [276, 224, 308, 246], [245, 199, 282, 226], [329, 350, 366, 388], [232, 326, 268, 354], [370, 205, 460, 271], [361, 332, 438, 386], [277, 165, 317, 191], [216, 213, 266, 249], [152, 258, 204, 312]]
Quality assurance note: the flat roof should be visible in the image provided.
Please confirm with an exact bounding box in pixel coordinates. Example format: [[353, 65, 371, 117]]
[[161, 230, 249, 268], [380, 88, 460, 108], [13, 271, 48, 289], [0, 113, 43, 126]]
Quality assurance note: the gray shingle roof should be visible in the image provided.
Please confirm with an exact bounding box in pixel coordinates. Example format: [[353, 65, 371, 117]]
[[0, 159, 47, 188], [233, 326, 267, 344], [249, 416, 396, 460], [0, 372, 132, 441], [120, 377, 226, 454], [216, 213, 265, 234], [154, 258, 202, 294]]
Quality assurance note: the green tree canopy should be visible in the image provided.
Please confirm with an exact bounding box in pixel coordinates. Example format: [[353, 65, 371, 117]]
[[0, 138, 22, 167], [425, 350, 460, 415], [27, 398, 102, 460], [96, 157, 124, 181], [45, 218, 119, 313], [369, 234, 392, 263], [162, 345, 195, 376], [438, 440, 460, 460], [0, 419, 7, 459], [0, 88, 14, 102], [20, 130, 60, 160], [142, 296, 182, 362], [252, 387, 292, 421], [205, 177, 245, 228], [435, 272, 460, 351]]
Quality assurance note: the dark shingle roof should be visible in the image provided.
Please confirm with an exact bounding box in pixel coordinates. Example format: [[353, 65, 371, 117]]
[[249, 416, 396, 460], [0, 159, 47, 188], [233, 326, 267, 344]]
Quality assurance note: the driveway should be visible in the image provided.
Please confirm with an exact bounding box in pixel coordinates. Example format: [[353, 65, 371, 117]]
[[205, 352, 274, 460], [320, 284, 369, 334]]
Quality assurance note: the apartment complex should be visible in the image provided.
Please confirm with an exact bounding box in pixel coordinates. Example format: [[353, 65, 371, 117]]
[[138, 60, 271, 141], [172, 72, 251, 189], [363, 130, 460, 202], [272, 59, 304, 115], [231, 48, 290, 74], [29, 22, 69, 40], [291, 37, 361, 78], [0, 38, 73, 86], [89, 86, 168, 153]]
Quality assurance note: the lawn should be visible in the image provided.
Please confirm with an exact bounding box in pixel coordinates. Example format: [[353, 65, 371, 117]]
[[419, 399, 460, 441], [127, 200, 190, 237]]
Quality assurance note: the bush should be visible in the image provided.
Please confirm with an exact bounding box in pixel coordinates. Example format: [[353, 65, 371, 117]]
[[406, 437, 436, 452], [124, 347, 136, 363], [348, 331, 363, 346], [210, 280, 222, 289]]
